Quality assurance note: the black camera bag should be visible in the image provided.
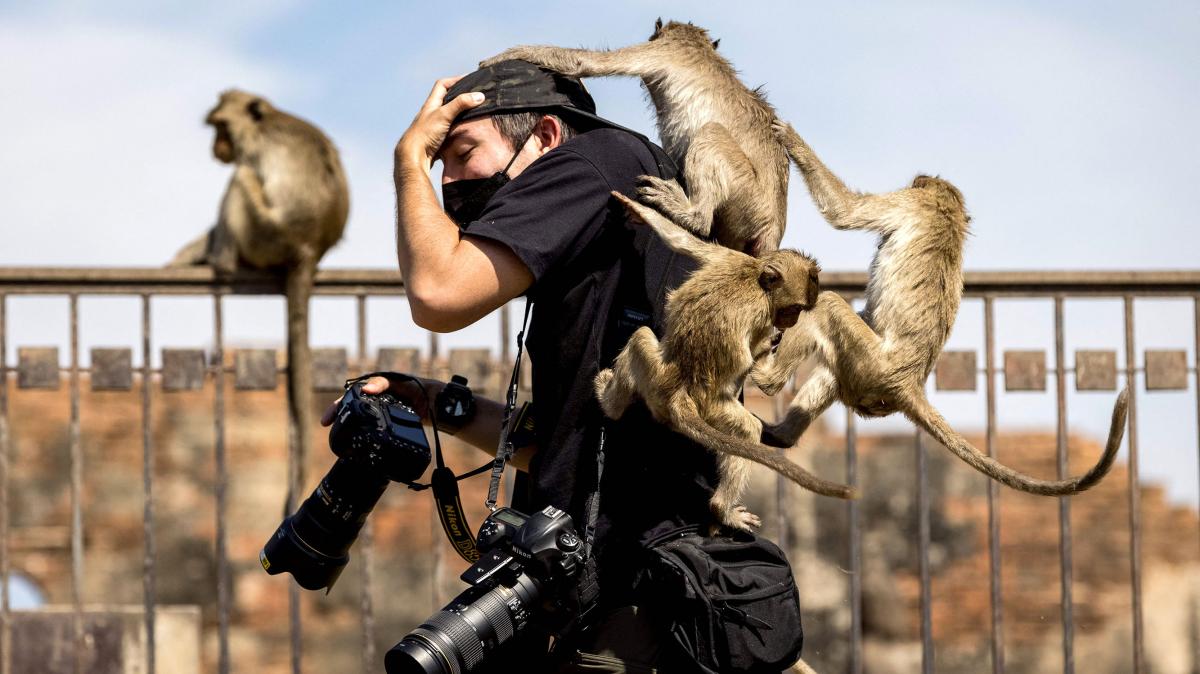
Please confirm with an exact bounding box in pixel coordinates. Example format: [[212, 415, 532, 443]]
[[640, 527, 803, 673]]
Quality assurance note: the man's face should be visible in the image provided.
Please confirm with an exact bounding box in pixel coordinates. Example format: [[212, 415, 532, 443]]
[[438, 115, 555, 185]]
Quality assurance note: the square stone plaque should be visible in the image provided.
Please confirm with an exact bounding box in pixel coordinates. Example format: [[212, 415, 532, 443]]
[[311, 348, 348, 392], [91, 348, 133, 391], [161, 349, 207, 391], [376, 347, 421, 375], [935, 351, 976, 391], [1004, 350, 1046, 391], [1145, 350, 1187, 391], [235, 349, 278, 390], [448, 348, 493, 394], [1075, 350, 1117, 391], [17, 347, 59, 389]]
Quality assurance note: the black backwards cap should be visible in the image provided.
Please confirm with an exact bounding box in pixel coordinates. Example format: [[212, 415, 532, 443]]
[[443, 59, 616, 129], [442, 59, 680, 180]]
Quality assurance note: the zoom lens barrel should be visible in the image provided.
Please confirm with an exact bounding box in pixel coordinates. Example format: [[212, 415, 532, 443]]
[[385, 574, 541, 674], [260, 459, 388, 590]]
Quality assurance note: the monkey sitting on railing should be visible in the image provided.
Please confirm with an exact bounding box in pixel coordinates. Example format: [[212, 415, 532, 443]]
[[168, 90, 349, 509]]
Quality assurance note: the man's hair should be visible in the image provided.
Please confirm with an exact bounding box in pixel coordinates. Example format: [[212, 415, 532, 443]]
[[491, 110, 581, 151]]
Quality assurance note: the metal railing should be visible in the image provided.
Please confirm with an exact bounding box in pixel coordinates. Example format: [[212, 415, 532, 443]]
[[0, 267, 1198, 674]]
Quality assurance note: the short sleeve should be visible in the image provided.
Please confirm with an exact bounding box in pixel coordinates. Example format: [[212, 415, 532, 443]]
[[462, 147, 614, 287]]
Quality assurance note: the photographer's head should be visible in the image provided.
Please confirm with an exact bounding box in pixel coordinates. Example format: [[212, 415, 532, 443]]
[[437, 60, 610, 225]]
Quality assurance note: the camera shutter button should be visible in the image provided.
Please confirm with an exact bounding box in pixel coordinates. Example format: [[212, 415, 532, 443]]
[[557, 532, 580, 552]]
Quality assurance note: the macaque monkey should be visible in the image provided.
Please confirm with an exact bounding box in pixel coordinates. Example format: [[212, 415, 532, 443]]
[[752, 121, 1128, 497], [169, 90, 349, 509], [482, 19, 789, 256], [595, 192, 855, 533]]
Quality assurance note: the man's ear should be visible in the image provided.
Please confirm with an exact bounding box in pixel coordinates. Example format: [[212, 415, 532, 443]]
[[533, 114, 564, 154]]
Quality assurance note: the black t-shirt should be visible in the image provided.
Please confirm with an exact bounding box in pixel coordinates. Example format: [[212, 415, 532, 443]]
[[463, 128, 720, 599]]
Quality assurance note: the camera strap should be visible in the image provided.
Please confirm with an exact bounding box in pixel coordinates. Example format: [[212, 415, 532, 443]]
[[485, 299, 534, 511]]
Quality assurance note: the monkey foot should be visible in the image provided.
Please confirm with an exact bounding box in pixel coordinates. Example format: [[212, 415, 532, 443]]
[[728, 505, 762, 532], [635, 175, 707, 235]]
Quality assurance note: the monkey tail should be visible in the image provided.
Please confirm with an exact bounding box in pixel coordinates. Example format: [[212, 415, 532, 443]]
[[284, 261, 316, 516], [669, 401, 857, 500], [902, 387, 1128, 496]]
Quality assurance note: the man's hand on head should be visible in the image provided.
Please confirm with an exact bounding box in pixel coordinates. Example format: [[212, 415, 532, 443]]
[[396, 76, 485, 173]]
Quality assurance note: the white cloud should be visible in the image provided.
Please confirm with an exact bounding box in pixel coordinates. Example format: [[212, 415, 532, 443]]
[[0, 18, 298, 266]]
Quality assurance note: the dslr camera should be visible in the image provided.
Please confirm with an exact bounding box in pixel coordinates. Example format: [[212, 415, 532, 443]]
[[261, 377, 596, 674], [386, 505, 590, 674], [260, 380, 431, 590]]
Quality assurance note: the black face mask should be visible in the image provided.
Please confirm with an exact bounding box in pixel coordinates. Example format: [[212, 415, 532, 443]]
[[441, 135, 530, 228]]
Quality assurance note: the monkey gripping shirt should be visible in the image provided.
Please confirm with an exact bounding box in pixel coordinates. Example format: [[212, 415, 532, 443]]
[[463, 128, 720, 596]]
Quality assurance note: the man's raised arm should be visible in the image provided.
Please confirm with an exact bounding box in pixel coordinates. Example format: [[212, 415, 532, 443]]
[[392, 77, 532, 332]]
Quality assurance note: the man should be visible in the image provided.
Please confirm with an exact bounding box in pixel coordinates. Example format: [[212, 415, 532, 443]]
[[330, 61, 721, 671]]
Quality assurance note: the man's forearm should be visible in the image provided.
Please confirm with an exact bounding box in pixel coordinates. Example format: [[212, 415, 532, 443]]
[[446, 393, 535, 473], [394, 158, 460, 307]]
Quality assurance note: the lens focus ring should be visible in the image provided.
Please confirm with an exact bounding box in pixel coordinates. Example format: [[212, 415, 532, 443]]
[[420, 610, 484, 672], [468, 586, 516, 644]]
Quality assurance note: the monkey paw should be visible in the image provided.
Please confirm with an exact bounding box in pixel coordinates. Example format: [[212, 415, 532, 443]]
[[594, 368, 614, 399], [770, 118, 794, 141], [729, 506, 762, 532], [635, 176, 707, 234]]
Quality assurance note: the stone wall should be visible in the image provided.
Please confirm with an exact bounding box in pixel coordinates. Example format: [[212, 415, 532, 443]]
[[3, 373, 1198, 672]]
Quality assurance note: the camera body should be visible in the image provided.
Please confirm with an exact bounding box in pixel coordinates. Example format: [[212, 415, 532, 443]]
[[385, 506, 591, 674], [260, 381, 431, 591]]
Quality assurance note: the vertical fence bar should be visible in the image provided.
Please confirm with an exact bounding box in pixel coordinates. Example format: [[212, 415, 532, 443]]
[[984, 296, 1004, 673], [1123, 297, 1144, 673], [287, 355, 302, 671], [0, 294, 9, 674], [69, 294, 84, 674], [916, 427, 933, 674], [141, 295, 157, 674], [1194, 296, 1200, 557], [213, 294, 231, 674], [356, 295, 376, 674], [846, 412, 862, 674], [1054, 297, 1075, 673]]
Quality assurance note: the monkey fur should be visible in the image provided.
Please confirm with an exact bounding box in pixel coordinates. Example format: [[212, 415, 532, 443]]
[[482, 19, 789, 257], [169, 90, 349, 511], [595, 191, 855, 532], [751, 121, 1128, 497]]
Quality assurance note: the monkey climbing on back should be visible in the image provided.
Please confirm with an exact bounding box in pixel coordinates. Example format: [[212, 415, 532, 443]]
[[482, 18, 790, 256], [594, 191, 856, 533], [168, 90, 350, 513]]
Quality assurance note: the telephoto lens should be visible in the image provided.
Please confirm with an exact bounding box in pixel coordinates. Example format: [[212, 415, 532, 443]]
[[261, 383, 431, 591], [385, 574, 542, 674], [386, 507, 589, 674], [260, 459, 389, 590]]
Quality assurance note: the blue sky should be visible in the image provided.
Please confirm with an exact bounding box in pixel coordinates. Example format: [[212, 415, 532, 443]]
[[0, 1, 1197, 503]]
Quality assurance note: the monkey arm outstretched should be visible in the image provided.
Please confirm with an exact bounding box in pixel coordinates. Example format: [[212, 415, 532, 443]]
[[480, 43, 664, 79], [773, 120, 902, 235]]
